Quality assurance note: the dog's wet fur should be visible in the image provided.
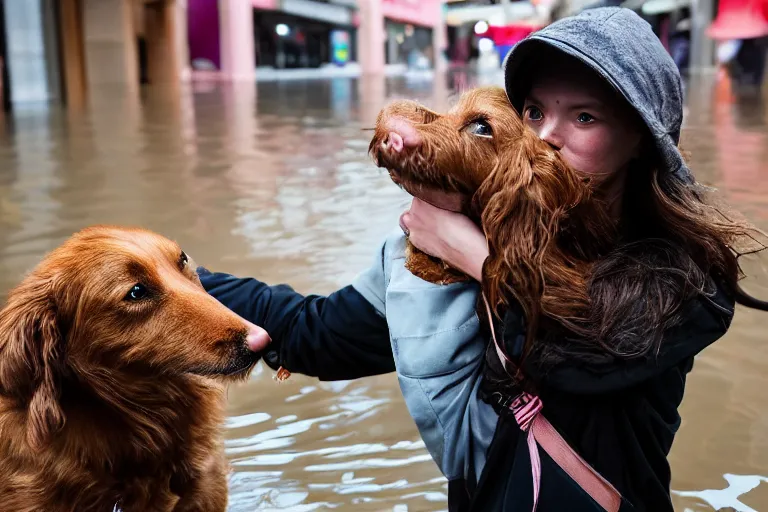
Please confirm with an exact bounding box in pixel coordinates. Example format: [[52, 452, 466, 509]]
[[0, 226, 263, 511]]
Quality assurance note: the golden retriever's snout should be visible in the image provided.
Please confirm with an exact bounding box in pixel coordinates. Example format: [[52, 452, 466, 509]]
[[244, 320, 271, 352]]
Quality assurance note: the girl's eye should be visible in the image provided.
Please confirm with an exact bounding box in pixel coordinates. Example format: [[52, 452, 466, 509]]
[[525, 106, 543, 121], [577, 112, 595, 124]]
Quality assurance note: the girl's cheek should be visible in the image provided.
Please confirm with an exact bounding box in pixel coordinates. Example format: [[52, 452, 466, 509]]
[[568, 134, 608, 172], [585, 131, 618, 160], [560, 149, 593, 175]]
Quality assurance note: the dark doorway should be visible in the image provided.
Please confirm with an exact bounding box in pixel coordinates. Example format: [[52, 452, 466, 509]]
[[0, 0, 12, 112]]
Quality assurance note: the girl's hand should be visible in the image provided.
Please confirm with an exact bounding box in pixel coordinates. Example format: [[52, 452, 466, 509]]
[[400, 198, 489, 281]]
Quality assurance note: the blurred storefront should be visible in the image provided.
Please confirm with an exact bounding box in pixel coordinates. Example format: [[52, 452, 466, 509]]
[[253, 0, 357, 69], [188, 0, 447, 78], [384, 22, 433, 68], [188, 0, 357, 73], [443, 0, 543, 68], [380, 0, 445, 70], [355, 0, 447, 74]]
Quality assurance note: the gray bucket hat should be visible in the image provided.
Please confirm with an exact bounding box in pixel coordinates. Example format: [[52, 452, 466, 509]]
[[503, 7, 693, 183]]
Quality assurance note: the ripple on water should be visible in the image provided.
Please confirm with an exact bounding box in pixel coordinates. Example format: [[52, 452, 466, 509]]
[[673, 474, 768, 512]]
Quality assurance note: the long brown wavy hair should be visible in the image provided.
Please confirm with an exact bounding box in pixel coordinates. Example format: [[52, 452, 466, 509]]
[[479, 127, 765, 372]]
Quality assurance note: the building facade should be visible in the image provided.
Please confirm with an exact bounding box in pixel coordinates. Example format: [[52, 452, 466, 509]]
[[0, 0, 735, 109], [189, 0, 447, 78], [0, 0, 189, 111]]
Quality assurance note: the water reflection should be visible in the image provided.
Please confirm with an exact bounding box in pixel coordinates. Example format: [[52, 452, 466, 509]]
[[0, 72, 765, 511]]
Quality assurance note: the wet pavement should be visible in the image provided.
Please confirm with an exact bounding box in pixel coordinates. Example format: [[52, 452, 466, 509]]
[[0, 70, 767, 511]]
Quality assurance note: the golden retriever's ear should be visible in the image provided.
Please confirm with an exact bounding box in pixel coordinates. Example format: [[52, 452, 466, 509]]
[[0, 276, 65, 450]]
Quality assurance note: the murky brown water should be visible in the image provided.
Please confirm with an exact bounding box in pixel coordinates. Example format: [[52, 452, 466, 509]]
[[0, 71, 766, 511]]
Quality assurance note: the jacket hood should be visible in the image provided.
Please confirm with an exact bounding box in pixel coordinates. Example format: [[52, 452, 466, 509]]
[[503, 7, 692, 183]]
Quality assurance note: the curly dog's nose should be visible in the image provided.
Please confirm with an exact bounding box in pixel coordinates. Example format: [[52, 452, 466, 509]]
[[383, 118, 422, 152], [386, 132, 404, 152]]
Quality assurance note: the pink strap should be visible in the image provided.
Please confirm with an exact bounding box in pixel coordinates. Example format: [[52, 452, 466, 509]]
[[482, 293, 517, 375], [510, 393, 544, 510], [533, 415, 622, 512], [481, 294, 621, 512]]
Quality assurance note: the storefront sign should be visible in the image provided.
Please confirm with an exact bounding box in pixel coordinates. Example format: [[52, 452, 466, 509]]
[[330, 30, 351, 65], [281, 0, 353, 25]]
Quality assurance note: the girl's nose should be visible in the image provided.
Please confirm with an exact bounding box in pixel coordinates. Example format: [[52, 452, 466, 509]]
[[538, 122, 564, 151]]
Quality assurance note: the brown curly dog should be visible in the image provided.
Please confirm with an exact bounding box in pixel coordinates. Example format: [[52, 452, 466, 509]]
[[369, 86, 615, 349], [0, 226, 271, 512]]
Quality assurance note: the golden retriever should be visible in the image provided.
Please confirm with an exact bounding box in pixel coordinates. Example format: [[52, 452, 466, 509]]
[[0, 226, 271, 512]]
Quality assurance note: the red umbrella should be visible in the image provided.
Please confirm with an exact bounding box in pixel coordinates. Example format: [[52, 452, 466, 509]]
[[707, 0, 768, 40], [486, 24, 542, 47]]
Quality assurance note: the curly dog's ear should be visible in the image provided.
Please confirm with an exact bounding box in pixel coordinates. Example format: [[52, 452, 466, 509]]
[[0, 275, 65, 450], [475, 131, 595, 350]]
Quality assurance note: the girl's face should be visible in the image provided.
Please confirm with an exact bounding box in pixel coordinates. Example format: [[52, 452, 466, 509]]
[[522, 63, 645, 190]]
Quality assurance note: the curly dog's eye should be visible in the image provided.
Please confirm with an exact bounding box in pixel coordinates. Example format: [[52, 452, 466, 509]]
[[124, 284, 149, 302], [466, 120, 493, 138]]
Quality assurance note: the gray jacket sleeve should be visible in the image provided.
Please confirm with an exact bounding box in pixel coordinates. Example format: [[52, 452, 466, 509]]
[[354, 229, 499, 482]]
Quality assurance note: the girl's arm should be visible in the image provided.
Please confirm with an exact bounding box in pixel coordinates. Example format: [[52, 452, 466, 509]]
[[197, 267, 394, 381]]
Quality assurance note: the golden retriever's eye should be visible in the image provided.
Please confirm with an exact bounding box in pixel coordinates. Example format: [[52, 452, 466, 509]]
[[466, 120, 492, 138], [179, 251, 189, 269], [124, 284, 149, 302]]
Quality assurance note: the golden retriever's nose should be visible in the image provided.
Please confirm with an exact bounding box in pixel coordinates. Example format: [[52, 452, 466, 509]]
[[244, 320, 271, 352], [383, 117, 421, 151]]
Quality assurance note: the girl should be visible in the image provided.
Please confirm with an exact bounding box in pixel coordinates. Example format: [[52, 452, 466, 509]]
[[200, 7, 760, 511], [401, 6, 762, 512]]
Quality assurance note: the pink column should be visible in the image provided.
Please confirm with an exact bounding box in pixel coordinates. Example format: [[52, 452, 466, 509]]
[[82, 0, 139, 91], [174, 0, 192, 82], [218, 0, 255, 80], [357, 0, 386, 75], [433, 0, 447, 72]]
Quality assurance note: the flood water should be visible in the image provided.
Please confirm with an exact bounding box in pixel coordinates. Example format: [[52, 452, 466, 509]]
[[0, 71, 766, 511]]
